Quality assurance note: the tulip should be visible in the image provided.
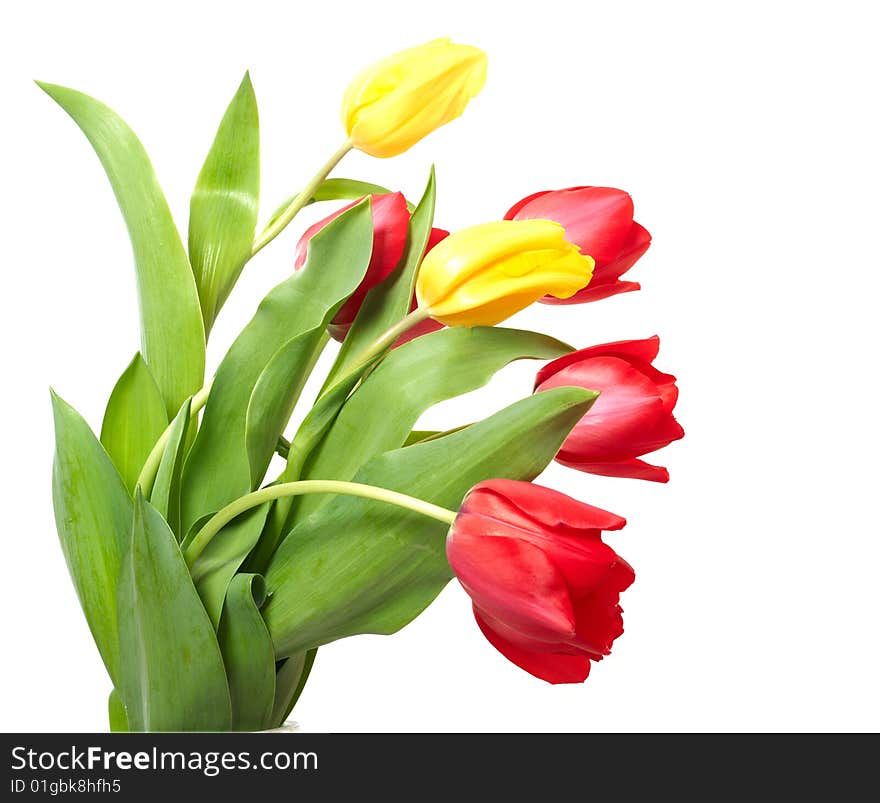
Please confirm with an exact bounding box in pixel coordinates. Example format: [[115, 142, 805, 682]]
[[535, 336, 684, 482], [342, 38, 488, 158], [446, 479, 633, 684], [415, 220, 594, 327], [506, 186, 651, 303]]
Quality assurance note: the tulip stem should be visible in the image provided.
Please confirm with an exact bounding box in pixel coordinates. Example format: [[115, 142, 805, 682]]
[[318, 307, 431, 399], [135, 379, 215, 497], [252, 140, 354, 257], [184, 480, 457, 566]]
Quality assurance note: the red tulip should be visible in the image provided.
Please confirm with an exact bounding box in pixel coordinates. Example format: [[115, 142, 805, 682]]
[[505, 186, 651, 303], [536, 336, 684, 482], [447, 479, 633, 684], [295, 193, 409, 337]]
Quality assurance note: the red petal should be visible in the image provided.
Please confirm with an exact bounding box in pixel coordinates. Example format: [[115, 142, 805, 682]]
[[539, 356, 677, 461], [535, 336, 662, 387], [426, 227, 450, 251], [465, 480, 627, 533], [447, 524, 577, 641], [503, 189, 555, 220], [556, 456, 671, 483], [331, 192, 409, 327], [509, 187, 634, 267], [541, 280, 641, 305], [474, 608, 592, 684], [599, 221, 651, 281]]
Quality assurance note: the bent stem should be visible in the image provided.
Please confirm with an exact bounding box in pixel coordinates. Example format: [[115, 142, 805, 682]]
[[318, 307, 431, 399], [136, 379, 214, 496], [252, 140, 353, 256], [184, 480, 457, 567]]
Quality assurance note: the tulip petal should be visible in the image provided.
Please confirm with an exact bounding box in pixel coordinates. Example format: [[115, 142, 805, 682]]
[[540, 356, 675, 461], [556, 456, 671, 483], [509, 187, 635, 267], [601, 222, 652, 281], [542, 279, 641, 305], [465, 480, 627, 533], [448, 523, 576, 641], [474, 608, 591, 684], [535, 336, 661, 386], [503, 189, 554, 220]]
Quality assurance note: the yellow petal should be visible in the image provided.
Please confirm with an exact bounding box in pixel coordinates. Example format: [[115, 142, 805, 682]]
[[342, 39, 488, 158], [416, 220, 594, 327]]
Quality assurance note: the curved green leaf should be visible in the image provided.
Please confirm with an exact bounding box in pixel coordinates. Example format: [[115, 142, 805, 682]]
[[189, 72, 260, 335], [294, 326, 572, 525], [51, 391, 133, 684], [190, 504, 271, 629], [117, 493, 231, 732], [100, 353, 168, 494], [244, 325, 325, 488], [149, 398, 192, 539], [271, 650, 316, 728], [264, 386, 598, 658], [218, 574, 275, 731], [39, 83, 205, 417], [181, 200, 374, 534]]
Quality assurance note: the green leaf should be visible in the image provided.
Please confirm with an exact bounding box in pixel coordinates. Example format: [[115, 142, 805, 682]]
[[324, 168, 436, 388], [252, 357, 376, 568], [254, 170, 439, 557], [293, 326, 572, 525], [180, 200, 374, 534], [271, 650, 316, 728], [263, 386, 598, 658], [263, 177, 407, 233], [100, 354, 168, 494], [108, 689, 128, 732], [149, 398, 191, 539], [117, 493, 231, 732], [189, 72, 260, 335], [403, 430, 441, 446], [244, 325, 326, 489], [217, 574, 275, 731], [51, 390, 133, 684], [39, 83, 205, 417], [190, 505, 271, 629]]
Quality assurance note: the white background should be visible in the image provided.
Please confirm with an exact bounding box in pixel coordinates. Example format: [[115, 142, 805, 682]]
[[1, 0, 877, 732]]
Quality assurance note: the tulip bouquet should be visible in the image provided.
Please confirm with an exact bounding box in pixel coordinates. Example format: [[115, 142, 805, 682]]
[[45, 38, 682, 732]]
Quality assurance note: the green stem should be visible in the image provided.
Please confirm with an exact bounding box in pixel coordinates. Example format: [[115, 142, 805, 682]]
[[136, 379, 214, 496], [318, 307, 430, 398], [184, 480, 457, 567], [252, 140, 353, 257]]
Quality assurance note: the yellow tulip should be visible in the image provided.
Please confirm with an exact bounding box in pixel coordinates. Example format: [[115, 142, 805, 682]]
[[342, 38, 488, 158], [415, 220, 595, 327]]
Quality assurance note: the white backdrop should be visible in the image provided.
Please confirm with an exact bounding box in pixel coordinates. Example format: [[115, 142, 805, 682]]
[[1, 0, 877, 732]]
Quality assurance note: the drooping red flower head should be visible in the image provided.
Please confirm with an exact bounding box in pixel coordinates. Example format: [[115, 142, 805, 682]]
[[505, 186, 651, 304], [536, 336, 684, 482], [446, 479, 634, 684], [295, 193, 409, 336]]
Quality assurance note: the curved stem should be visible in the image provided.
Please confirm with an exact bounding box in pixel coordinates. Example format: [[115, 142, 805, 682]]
[[184, 480, 457, 567], [136, 379, 214, 496], [318, 307, 431, 399], [252, 140, 353, 257]]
